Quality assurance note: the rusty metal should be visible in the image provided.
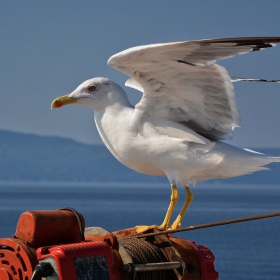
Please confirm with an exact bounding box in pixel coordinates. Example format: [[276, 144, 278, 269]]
[[120, 237, 178, 280], [0, 210, 219, 280], [15, 210, 85, 247], [153, 233, 184, 279], [113, 227, 140, 238], [171, 238, 201, 280], [85, 227, 185, 280], [170, 237, 219, 280], [113, 227, 218, 280], [123, 261, 181, 272], [134, 261, 181, 272], [114, 228, 184, 280]]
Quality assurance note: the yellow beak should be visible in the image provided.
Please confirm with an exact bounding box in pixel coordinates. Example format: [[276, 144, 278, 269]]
[[51, 94, 78, 109]]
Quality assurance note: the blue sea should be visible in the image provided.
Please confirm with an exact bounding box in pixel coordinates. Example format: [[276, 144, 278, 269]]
[[0, 182, 279, 279]]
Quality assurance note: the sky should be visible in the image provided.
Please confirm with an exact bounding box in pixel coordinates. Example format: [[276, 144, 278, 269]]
[[0, 1, 280, 148]]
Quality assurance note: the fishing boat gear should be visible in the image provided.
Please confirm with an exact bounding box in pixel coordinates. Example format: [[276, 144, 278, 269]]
[[1, 207, 279, 280], [0, 208, 218, 280]]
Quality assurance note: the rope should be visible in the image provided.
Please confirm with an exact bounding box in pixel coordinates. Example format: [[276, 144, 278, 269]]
[[120, 238, 177, 280], [132, 211, 280, 239]]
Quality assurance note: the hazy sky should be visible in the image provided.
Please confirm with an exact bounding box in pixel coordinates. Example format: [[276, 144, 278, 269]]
[[1, 1, 280, 148]]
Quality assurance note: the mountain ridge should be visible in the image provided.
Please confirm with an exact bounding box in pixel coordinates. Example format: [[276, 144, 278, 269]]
[[0, 129, 279, 184]]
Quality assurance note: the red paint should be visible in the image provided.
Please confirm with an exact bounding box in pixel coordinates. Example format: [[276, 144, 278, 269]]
[[15, 210, 85, 247], [37, 241, 116, 280]]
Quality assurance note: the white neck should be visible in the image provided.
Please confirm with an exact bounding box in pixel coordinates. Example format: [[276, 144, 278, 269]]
[[94, 102, 133, 161]]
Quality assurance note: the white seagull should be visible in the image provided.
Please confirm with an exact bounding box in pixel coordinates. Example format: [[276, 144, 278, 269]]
[[52, 37, 280, 232]]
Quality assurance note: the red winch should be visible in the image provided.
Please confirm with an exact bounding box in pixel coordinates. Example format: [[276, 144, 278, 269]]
[[0, 208, 218, 280]]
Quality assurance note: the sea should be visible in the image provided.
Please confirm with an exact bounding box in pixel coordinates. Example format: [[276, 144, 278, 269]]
[[0, 181, 279, 280]]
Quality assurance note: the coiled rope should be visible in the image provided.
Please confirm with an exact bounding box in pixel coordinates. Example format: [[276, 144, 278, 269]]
[[117, 211, 280, 279], [120, 237, 177, 280]]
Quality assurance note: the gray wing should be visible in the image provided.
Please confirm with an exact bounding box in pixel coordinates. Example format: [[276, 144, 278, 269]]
[[108, 37, 280, 140]]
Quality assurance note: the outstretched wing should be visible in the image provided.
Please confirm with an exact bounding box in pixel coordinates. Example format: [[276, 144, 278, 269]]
[[108, 37, 280, 140]]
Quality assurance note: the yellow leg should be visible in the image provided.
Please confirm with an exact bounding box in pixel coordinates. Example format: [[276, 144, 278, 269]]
[[171, 186, 194, 229], [160, 184, 179, 228], [136, 184, 179, 233]]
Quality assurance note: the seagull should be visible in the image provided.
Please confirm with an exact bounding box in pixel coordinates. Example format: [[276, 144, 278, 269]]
[[52, 37, 280, 232]]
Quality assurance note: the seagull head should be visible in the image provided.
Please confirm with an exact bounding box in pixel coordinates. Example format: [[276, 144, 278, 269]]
[[51, 77, 129, 111]]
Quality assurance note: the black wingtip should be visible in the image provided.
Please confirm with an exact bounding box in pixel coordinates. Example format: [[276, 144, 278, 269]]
[[251, 43, 274, 52], [177, 60, 197, 66], [231, 77, 280, 83]]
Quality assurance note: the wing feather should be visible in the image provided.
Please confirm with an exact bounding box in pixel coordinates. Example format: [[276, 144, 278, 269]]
[[108, 37, 280, 140]]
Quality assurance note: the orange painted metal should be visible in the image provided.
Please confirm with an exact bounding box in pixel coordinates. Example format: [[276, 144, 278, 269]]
[[0, 210, 86, 280], [112, 227, 218, 280], [0, 237, 37, 280], [170, 237, 219, 280], [0, 210, 218, 280], [15, 210, 85, 247]]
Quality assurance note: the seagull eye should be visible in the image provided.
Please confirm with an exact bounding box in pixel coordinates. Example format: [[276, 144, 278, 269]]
[[88, 85, 96, 91]]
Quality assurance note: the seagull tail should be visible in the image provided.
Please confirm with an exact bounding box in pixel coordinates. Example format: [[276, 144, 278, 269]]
[[241, 148, 280, 173], [213, 143, 280, 178]]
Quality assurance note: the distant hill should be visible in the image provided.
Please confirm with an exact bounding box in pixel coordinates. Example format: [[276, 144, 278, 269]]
[[0, 129, 279, 184]]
